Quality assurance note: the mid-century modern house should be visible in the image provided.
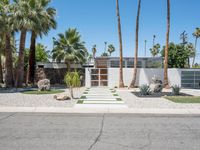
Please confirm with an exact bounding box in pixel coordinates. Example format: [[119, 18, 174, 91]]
[[84, 57, 200, 89], [36, 56, 200, 89]]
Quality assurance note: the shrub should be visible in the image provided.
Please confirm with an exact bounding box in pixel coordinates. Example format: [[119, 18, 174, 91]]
[[64, 71, 81, 98], [172, 85, 181, 95], [140, 84, 151, 96]]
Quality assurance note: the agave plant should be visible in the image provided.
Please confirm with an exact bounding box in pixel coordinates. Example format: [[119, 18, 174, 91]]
[[140, 84, 151, 96], [172, 85, 181, 95]]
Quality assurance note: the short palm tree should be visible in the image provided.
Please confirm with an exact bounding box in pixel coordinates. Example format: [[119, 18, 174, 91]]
[[52, 28, 88, 71], [130, 0, 141, 88], [64, 71, 81, 99], [0, 0, 14, 87], [164, 0, 170, 88], [108, 44, 115, 56], [192, 28, 200, 66], [116, 0, 124, 88], [27, 0, 57, 84]]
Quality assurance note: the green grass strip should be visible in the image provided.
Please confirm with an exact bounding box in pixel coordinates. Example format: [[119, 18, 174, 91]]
[[116, 98, 122, 101], [80, 96, 87, 99], [165, 96, 200, 103], [22, 90, 65, 95], [77, 100, 84, 104]]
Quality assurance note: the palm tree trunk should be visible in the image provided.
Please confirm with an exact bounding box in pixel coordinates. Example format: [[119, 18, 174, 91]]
[[192, 37, 198, 66], [116, 0, 124, 88], [5, 33, 14, 87], [15, 29, 27, 87], [164, 0, 170, 88], [69, 87, 74, 99], [130, 0, 141, 88], [65, 61, 71, 72], [0, 55, 3, 84], [27, 31, 36, 84]]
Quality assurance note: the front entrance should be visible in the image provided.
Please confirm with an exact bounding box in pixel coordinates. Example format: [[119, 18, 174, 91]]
[[91, 68, 108, 87]]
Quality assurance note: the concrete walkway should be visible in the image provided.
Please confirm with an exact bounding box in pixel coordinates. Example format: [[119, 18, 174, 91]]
[[75, 88, 127, 108]]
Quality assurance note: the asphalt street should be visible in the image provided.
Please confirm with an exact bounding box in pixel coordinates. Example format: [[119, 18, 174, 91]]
[[0, 113, 200, 150]]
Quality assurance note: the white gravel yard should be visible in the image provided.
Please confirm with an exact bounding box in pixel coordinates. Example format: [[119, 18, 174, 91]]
[[117, 88, 200, 109], [0, 88, 85, 107]]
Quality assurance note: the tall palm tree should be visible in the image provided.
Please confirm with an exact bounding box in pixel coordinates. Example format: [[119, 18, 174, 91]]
[[0, 34, 5, 83], [52, 28, 88, 71], [164, 0, 170, 88], [116, 0, 124, 88], [192, 28, 200, 66], [0, 0, 14, 87], [92, 45, 97, 59], [130, 0, 141, 88], [27, 0, 57, 84], [13, 0, 36, 87]]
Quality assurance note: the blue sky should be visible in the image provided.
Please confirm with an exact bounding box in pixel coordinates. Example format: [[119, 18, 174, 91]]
[[24, 0, 200, 57]]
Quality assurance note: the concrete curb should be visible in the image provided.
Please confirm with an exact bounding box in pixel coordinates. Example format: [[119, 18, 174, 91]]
[[0, 107, 200, 115]]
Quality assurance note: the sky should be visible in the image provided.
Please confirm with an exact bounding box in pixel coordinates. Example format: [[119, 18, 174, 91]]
[[23, 0, 200, 58]]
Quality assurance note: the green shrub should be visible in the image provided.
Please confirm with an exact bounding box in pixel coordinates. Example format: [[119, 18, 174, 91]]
[[172, 85, 181, 95], [64, 71, 81, 98], [140, 84, 151, 96]]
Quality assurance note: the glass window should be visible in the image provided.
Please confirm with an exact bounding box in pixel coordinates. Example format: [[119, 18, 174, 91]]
[[127, 60, 142, 68], [110, 60, 125, 68], [91, 69, 99, 74]]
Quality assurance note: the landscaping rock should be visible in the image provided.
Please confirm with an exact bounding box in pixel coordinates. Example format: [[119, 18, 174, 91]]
[[37, 79, 51, 91], [54, 94, 71, 101], [150, 76, 163, 93]]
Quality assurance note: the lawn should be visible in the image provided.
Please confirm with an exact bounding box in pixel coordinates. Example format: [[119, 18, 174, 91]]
[[22, 90, 65, 95], [165, 96, 200, 103]]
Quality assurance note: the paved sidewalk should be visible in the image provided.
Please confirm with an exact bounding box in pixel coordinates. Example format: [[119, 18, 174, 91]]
[[0, 107, 200, 114]]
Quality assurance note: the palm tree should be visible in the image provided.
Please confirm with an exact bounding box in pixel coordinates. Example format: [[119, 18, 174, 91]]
[[0, 0, 14, 87], [92, 45, 97, 59], [192, 28, 200, 66], [164, 0, 170, 88], [0, 33, 5, 83], [150, 44, 161, 57], [108, 44, 115, 56], [27, 0, 57, 84], [130, 0, 141, 88], [13, 0, 37, 87], [52, 28, 88, 71], [116, 0, 124, 88]]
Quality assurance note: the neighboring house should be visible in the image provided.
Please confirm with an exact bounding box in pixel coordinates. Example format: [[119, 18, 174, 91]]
[[36, 57, 200, 89]]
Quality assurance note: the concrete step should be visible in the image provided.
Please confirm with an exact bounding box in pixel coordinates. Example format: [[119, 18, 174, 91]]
[[83, 101, 125, 104], [80, 98, 118, 101]]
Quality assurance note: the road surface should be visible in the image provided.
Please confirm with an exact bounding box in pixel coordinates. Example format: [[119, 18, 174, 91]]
[[0, 113, 200, 150]]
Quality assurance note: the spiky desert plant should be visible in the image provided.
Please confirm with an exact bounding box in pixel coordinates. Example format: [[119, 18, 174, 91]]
[[64, 71, 81, 99], [140, 84, 151, 96], [172, 85, 181, 95]]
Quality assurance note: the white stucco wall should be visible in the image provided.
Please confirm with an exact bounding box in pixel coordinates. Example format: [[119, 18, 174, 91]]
[[108, 68, 165, 88], [85, 68, 91, 88]]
